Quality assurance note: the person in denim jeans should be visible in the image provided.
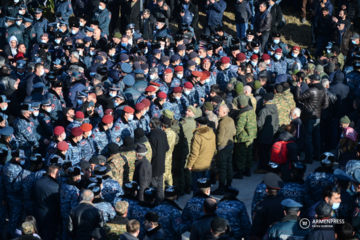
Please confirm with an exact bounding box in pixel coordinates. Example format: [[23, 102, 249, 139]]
[[295, 74, 329, 164], [234, 0, 252, 39]]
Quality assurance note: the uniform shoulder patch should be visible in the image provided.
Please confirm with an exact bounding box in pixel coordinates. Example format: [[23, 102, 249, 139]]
[[115, 125, 120, 131], [27, 126, 32, 133], [80, 141, 86, 146], [354, 207, 360, 217]]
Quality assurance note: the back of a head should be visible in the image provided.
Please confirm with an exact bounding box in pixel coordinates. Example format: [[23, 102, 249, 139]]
[[210, 217, 228, 235], [315, 201, 332, 219], [126, 219, 140, 234], [335, 222, 354, 240], [274, 84, 283, 94], [203, 198, 217, 214]]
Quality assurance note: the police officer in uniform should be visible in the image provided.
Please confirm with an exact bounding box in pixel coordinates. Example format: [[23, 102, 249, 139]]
[[153, 18, 173, 41], [216, 186, 251, 240], [250, 172, 285, 239], [93, 115, 113, 155], [263, 199, 310, 239], [92, 0, 111, 36], [281, 162, 307, 207], [130, 187, 158, 240], [333, 169, 355, 221], [112, 181, 140, 219], [66, 127, 83, 166], [45, 80, 65, 123], [33, 8, 48, 43], [182, 178, 212, 224], [111, 106, 135, 146], [123, 75, 142, 108], [87, 182, 116, 223], [6, 16, 23, 43], [154, 186, 191, 240]]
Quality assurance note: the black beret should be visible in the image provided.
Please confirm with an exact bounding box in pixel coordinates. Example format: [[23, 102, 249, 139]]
[[264, 92, 274, 101], [195, 116, 209, 125], [224, 186, 239, 197], [165, 186, 179, 197], [145, 211, 159, 222], [89, 157, 99, 165], [197, 178, 211, 188], [124, 181, 140, 192]]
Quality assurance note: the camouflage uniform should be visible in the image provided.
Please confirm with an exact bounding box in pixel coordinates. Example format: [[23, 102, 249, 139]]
[[93, 199, 116, 223], [111, 116, 135, 146], [304, 170, 335, 209], [13, 116, 39, 157], [182, 192, 212, 224], [112, 194, 139, 219], [234, 106, 257, 171], [144, 141, 153, 162], [248, 94, 257, 113], [66, 140, 82, 166], [281, 180, 306, 207], [282, 89, 296, 109], [79, 134, 96, 161], [107, 154, 126, 187], [105, 220, 128, 240], [120, 151, 137, 183], [345, 160, 360, 176], [154, 199, 191, 240], [163, 128, 176, 187], [216, 196, 251, 240], [60, 181, 80, 240], [101, 178, 124, 203], [93, 125, 112, 155], [273, 93, 292, 131]]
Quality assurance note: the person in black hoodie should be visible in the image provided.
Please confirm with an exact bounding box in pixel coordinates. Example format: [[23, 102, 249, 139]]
[[133, 143, 152, 201], [148, 117, 169, 202]]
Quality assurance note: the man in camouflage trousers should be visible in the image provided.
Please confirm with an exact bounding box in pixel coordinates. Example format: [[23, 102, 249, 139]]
[[161, 116, 176, 187], [105, 201, 129, 240], [273, 84, 292, 132], [107, 143, 126, 187], [233, 96, 257, 179], [120, 136, 137, 183]]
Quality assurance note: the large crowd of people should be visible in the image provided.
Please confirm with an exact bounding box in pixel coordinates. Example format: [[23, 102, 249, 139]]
[[1, 0, 360, 239]]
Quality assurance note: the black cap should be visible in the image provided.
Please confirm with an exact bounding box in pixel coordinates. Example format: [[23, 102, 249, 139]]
[[309, 74, 320, 81], [108, 143, 119, 155], [124, 181, 139, 192], [263, 172, 284, 189], [145, 211, 159, 222], [315, 201, 332, 218], [123, 136, 135, 151], [195, 116, 209, 125], [197, 178, 211, 188], [134, 128, 145, 139], [272, 31, 281, 38], [224, 186, 239, 197], [211, 95, 222, 104], [68, 167, 81, 177], [80, 161, 90, 170], [161, 116, 172, 125], [292, 162, 307, 175], [144, 187, 156, 200], [210, 217, 228, 233], [264, 92, 274, 101], [165, 186, 178, 197], [89, 157, 99, 165]]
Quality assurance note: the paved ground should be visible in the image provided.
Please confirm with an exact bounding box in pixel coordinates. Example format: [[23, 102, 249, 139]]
[[177, 159, 322, 240]]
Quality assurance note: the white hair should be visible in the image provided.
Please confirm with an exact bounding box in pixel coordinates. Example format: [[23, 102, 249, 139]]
[[292, 108, 301, 118], [81, 189, 94, 201], [322, 79, 329, 88], [137, 152, 147, 157], [244, 85, 252, 94], [71, 51, 79, 60], [219, 104, 229, 114]]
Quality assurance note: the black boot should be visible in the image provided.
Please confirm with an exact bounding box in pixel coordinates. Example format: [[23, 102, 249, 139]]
[[212, 183, 225, 195], [226, 179, 232, 187], [243, 167, 251, 177], [233, 171, 243, 179]]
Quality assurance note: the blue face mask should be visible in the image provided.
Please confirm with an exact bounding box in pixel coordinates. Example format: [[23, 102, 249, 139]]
[[267, 51, 273, 56], [275, 54, 281, 60], [109, 92, 116, 97], [99, 5, 104, 10], [114, 102, 120, 107], [251, 61, 257, 67], [1, 106, 7, 111], [352, 40, 357, 45], [77, 100, 83, 105], [71, 29, 77, 35], [253, 49, 259, 54], [121, 42, 127, 47], [327, 50, 331, 53], [273, 39, 280, 44], [90, 51, 95, 56], [55, 39, 61, 44], [33, 111, 39, 117], [292, 53, 298, 58]]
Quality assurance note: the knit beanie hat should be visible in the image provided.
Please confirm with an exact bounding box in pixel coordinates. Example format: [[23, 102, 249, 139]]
[[238, 95, 249, 107], [253, 81, 261, 90], [235, 82, 244, 94], [339, 115, 350, 124], [187, 106, 196, 115], [203, 102, 213, 111]]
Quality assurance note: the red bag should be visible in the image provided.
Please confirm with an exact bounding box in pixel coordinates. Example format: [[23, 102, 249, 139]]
[[270, 141, 294, 165]]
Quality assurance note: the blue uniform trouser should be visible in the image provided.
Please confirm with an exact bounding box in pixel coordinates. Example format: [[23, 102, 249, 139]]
[[316, 35, 330, 58], [0, 205, 6, 232], [7, 195, 23, 237], [191, 170, 210, 196], [305, 118, 321, 160], [236, 23, 248, 39]]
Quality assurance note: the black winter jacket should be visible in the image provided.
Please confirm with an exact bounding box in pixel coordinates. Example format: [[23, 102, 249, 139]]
[[144, 225, 166, 240], [68, 201, 104, 240], [133, 156, 152, 201], [32, 175, 61, 227], [329, 71, 350, 119], [257, 102, 279, 144], [148, 129, 169, 177], [317, 14, 333, 36], [190, 213, 218, 240], [296, 83, 329, 119], [269, 4, 282, 33], [120, 0, 141, 31]]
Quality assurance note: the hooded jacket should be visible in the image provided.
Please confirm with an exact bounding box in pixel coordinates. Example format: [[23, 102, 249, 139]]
[[329, 71, 350, 118], [187, 125, 216, 172], [277, 131, 298, 181], [257, 102, 279, 144]]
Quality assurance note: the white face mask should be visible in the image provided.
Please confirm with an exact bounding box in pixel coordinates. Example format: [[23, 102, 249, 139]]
[[40, 69, 45, 76], [150, 74, 156, 80], [33, 111, 39, 117], [14, 0, 19, 3], [46, 107, 51, 113], [99, 5, 104, 10], [78, 136, 83, 141], [332, 202, 340, 210], [41, 39, 46, 43], [71, 29, 77, 35], [108, 123, 113, 129], [184, 90, 190, 95], [80, 22, 84, 27], [109, 92, 116, 97], [1, 106, 7, 111], [127, 114, 134, 121], [16, 21, 22, 26], [205, 78, 210, 83], [55, 39, 61, 44], [175, 96, 181, 100], [176, 74, 183, 79], [19, 10, 23, 15], [63, 134, 66, 140], [144, 49, 148, 54]]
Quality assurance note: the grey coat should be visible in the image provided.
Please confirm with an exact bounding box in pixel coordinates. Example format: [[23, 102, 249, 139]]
[[257, 102, 279, 144]]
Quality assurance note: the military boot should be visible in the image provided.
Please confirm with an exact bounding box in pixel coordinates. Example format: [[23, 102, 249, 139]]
[[243, 167, 251, 177], [212, 183, 225, 195], [226, 179, 232, 187], [233, 171, 243, 179]]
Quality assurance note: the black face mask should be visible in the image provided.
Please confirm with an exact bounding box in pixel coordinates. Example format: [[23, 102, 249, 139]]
[[87, 110, 92, 115]]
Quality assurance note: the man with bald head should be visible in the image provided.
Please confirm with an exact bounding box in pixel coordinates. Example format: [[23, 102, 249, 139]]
[[213, 105, 236, 195], [68, 190, 104, 240], [190, 198, 218, 240], [92, 28, 107, 51], [244, 85, 257, 113]]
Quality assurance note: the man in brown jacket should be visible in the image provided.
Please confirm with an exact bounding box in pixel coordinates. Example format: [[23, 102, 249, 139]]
[[187, 116, 216, 196], [331, 20, 352, 57], [212, 105, 236, 195]]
